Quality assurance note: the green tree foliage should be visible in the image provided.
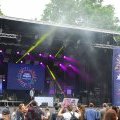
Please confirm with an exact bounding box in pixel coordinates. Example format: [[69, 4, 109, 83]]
[[0, 5, 3, 16], [41, 0, 119, 31]]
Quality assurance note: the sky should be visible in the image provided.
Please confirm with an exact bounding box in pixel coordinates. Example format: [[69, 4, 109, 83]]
[[0, 0, 50, 20], [0, 0, 120, 20]]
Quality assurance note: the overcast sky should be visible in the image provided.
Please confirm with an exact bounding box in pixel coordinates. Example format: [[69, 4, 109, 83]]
[[0, 0, 120, 20]]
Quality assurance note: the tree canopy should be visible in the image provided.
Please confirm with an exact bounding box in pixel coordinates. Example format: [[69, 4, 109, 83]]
[[41, 0, 119, 31], [0, 5, 3, 16]]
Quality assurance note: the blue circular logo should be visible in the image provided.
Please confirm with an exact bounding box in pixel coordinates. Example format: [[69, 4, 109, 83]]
[[17, 67, 37, 88]]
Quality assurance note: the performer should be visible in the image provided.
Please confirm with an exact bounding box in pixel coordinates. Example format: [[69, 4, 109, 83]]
[[29, 88, 35, 100]]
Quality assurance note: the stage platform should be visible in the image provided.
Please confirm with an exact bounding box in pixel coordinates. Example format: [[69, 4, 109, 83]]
[[0, 100, 23, 106]]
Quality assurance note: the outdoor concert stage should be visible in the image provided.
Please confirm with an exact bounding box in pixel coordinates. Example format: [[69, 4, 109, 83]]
[[0, 16, 120, 106]]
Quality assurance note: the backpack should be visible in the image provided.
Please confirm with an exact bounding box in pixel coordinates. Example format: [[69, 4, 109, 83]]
[[70, 112, 79, 120]]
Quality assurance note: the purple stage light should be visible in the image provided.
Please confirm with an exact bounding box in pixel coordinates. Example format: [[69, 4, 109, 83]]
[[0, 50, 3, 53], [69, 64, 80, 74], [59, 63, 67, 71], [40, 62, 43, 65], [20, 61, 23, 63], [39, 53, 42, 56], [69, 64, 72, 67], [63, 56, 66, 59], [49, 54, 52, 57], [49, 54, 54, 59], [16, 51, 20, 54], [64, 56, 78, 63], [40, 62, 45, 68]]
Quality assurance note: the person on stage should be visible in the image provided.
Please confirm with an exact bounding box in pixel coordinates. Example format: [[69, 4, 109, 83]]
[[30, 88, 35, 100]]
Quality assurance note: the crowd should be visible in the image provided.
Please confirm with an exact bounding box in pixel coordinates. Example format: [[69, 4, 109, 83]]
[[0, 100, 119, 120]]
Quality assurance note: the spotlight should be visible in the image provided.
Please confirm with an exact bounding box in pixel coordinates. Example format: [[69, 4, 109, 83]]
[[69, 64, 72, 67], [16, 51, 20, 54], [49, 54, 52, 57], [0, 50, 2, 53], [40, 62, 43, 65], [20, 61, 23, 63], [63, 56, 66, 59], [39, 53, 42, 56], [49, 54, 54, 59], [59, 64, 62, 66], [3, 79, 5, 82]]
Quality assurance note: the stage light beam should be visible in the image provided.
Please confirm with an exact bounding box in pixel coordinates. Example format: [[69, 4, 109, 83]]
[[47, 65, 56, 80], [47, 65, 65, 97], [55, 46, 64, 57], [16, 29, 56, 63]]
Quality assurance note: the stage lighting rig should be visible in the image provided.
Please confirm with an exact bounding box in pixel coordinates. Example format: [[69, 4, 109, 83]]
[[0, 32, 18, 39]]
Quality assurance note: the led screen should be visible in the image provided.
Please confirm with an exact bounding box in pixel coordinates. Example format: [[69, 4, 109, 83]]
[[7, 63, 45, 90]]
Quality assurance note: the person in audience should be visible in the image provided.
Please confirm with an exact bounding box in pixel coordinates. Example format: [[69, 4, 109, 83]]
[[84, 103, 97, 120], [100, 103, 108, 120], [16, 103, 26, 120], [117, 107, 120, 120], [11, 107, 17, 120], [104, 106, 118, 120], [43, 108, 51, 120], [25, 100, 44, 120], [77, 104, 85, 120], [51, 103, 60, 120], [2, 108, 11, 120], [58, 104, 81, 120]]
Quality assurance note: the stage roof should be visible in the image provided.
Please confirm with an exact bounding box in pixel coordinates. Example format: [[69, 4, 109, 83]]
[[0, 16, 120, 35], [0, 16, 119, 54]]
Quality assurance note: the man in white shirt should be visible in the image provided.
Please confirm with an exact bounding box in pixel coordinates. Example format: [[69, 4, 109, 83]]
[[58, 104, 81, 120]]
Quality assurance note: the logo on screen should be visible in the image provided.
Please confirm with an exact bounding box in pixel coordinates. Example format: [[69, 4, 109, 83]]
[[17, 67, 37, 88]]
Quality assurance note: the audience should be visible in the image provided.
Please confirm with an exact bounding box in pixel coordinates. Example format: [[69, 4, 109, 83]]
[[1, 100, 120, 120]]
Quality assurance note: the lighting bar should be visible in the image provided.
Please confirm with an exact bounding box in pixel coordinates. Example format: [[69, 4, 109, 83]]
[[0, 33, 18, 39]]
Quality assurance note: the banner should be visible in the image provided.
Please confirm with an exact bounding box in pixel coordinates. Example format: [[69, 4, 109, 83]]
[[112, 48, 120, 106], [62, 98, 79, 107]]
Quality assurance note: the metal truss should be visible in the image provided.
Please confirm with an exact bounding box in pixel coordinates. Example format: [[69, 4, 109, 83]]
[[0, 33, 18, 39], [92, 43, 120, 49]]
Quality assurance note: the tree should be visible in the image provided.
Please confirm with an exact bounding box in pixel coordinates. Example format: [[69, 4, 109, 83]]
[[0, 5, 3, 16], [41, 0, 119, 31]]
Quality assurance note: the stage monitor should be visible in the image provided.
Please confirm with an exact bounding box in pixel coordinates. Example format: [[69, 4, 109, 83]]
[[34, 97, 54, 107], [7, 63, 45, 90]]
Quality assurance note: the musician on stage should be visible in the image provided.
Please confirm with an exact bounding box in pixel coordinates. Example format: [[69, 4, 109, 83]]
[[29, 88, 35, 100]]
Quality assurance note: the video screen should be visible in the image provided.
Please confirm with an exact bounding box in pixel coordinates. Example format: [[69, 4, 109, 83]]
[[7, 63, 45, 90]]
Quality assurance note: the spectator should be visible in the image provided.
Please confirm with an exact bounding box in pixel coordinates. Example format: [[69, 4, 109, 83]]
[[100, 103, 108, 120], [43, 108, 51, 120], [104, 107, 118, 120], [16, 103, 26, 120], [58, 104, 80, 120], [11, 107, 17, 120], [25, 100, 44, 120], [2, 108, 11, 120], [84, 103, 97, 120]]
